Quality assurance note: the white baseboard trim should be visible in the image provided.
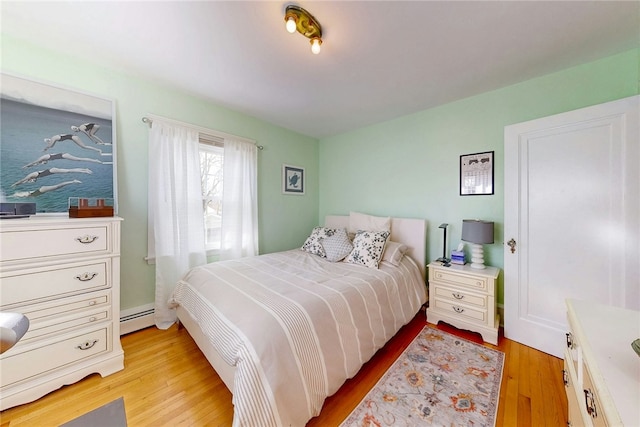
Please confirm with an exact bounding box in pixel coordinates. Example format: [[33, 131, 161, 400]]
[[120, 303, 155, 335]]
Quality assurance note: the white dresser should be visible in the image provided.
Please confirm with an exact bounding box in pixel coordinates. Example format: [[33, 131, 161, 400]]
[[564, 299, 639, 427], [0, 215, 124, 410], [426, 262, 500, 345]]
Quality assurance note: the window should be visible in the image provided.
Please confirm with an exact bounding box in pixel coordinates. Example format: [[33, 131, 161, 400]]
[[199, 135, 224, 252]]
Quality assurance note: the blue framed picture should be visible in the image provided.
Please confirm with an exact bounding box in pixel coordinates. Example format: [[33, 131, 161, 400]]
[[0, 73, 116, 214], [282, 164, 304, 195]]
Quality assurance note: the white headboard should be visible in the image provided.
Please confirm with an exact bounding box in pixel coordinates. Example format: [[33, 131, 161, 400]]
[[324, 215, 427, 279]]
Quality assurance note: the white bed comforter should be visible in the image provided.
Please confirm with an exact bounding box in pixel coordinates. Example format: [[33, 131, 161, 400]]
[[170, 249, 426, 427]]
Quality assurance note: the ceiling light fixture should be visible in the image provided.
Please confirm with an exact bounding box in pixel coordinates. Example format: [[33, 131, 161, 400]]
[[284, 5, 323, 55]]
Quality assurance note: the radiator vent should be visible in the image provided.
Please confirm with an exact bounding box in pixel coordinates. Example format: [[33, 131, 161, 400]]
[[120, 304, 155, 335]]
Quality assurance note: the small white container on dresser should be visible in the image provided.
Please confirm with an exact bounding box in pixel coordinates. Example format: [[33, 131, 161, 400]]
[[426, 262, 500, 345], [0, 215, 124, 410], [564, 299, 639, 427]]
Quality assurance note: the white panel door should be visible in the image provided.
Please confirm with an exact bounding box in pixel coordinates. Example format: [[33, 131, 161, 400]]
[[504, 95, 639, 358]]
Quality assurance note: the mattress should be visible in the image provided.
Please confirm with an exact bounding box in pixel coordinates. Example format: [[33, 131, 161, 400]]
[[170, 249, 426, 427]]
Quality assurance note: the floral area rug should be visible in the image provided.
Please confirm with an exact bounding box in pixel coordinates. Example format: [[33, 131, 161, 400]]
[[340, 326, 504, 427]]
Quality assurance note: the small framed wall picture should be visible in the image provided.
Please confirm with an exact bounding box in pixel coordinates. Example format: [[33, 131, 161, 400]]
[[460, 151, 494, 195], [282, 164, 304, 195]]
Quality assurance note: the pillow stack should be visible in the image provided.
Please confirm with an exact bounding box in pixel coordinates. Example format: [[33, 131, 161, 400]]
[[300, 212, 408, 269]]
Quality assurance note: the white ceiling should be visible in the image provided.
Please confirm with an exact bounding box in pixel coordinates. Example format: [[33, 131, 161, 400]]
[[2, 1, 638, 138]]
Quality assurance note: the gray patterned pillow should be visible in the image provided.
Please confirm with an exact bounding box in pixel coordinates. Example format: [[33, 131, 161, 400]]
[[301, 227, 336, 257], [344, 230, 391, 268], [320, 228, 353, 262]]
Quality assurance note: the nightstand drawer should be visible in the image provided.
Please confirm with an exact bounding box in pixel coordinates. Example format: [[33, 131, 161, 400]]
[[432, 299, 487, 323], [430, 269, 488, 292], [433, 285, 487, 308]]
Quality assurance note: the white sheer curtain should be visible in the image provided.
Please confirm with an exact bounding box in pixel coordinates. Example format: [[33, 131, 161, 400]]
[[220, 138, 259, 260], [148, 120, 207, 329]]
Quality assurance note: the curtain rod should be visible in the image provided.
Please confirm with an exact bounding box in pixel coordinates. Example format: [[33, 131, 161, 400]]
[[142, 116, 263, 150]]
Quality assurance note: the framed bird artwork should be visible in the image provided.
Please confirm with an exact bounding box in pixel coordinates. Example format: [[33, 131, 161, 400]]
[[282, 164, 304, 195]]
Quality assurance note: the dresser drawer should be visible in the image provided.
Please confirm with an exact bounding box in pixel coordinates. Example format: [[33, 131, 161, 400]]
[[1, 260, 110, 307], [18, 291, 111, 344], [430, 269, 488, 292], [433, 285, 487, 309], [584, 362, 610, 427], [1, 327, 108, 387], [1, 226, 108, 262], [432, 298, 487, 323]]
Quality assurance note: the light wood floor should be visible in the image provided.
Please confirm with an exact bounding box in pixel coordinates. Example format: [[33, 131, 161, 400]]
[[1, 310, 567, 426]]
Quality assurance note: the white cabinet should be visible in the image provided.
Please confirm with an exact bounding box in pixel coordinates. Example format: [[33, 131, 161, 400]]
[[564, 299, 640, 427], [0, 216, 124, 410], [426, 262, 500, 345]]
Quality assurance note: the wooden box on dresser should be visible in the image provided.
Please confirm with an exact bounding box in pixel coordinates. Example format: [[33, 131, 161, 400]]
[[0, 215, 124, 410], [563, 299, 639, 427], [426, 262, 500, 345]]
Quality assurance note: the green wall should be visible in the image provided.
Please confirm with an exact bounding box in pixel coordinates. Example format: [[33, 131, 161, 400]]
[[319, 48, 640, 305], [3, 31, 638, 312], [1, 35, 320, 311]]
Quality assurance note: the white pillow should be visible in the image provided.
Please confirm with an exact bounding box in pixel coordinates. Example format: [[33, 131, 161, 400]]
[[381, 240, 408, 266], [320, 228, 353, 262], [348, 211, 391, 234], [344, 230, 391, 269], [301, 227, 336, 257]]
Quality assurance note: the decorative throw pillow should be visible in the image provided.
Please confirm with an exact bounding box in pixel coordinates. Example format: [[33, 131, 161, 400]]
[[348, 212, 391, 235], [320, 228, 353, 262], [344, 230, 391, 269], [301, 227, 336, 257], [381, 240, 408, 266]]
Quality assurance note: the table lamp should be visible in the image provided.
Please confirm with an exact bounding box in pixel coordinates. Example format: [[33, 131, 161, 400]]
[[461, 219, 494, 269], [435, 223, 450, 264]]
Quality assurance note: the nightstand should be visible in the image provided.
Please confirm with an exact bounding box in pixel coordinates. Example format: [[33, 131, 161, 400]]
[[426, 262, 500, 345]]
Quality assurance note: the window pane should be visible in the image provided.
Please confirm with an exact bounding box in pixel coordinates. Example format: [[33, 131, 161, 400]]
[[200, 144, 223, 250]]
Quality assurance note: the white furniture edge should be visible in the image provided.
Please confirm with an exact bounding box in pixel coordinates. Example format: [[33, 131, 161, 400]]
[[566, 298, 640, 426]]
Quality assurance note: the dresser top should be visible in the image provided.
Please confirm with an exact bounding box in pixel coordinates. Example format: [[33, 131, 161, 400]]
[[567, 298, 640, 426], [0, 215, 123, 229]]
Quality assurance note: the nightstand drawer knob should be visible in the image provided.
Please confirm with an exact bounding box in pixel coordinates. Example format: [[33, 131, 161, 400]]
[[452, 293, 464, 300], [453, 306, 464, 314]]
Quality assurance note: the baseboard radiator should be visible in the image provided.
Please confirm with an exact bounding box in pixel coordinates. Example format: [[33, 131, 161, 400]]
[[120, 304, 155, 335]]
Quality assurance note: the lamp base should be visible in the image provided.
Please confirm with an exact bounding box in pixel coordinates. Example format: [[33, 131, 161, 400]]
[[469, 244, 486, 269]]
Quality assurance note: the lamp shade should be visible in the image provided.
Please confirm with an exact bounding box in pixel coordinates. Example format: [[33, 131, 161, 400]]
[[461, 219, 494, 244]]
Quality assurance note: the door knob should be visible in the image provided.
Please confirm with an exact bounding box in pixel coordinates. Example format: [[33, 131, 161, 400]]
[[507, 238, 516, 253]]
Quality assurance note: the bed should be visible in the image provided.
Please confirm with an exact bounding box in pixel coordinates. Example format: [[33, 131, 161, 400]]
[[170, 214, 427, 426]]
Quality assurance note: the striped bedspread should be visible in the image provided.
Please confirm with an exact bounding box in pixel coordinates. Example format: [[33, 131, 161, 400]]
[[170, 249, 427, 427]]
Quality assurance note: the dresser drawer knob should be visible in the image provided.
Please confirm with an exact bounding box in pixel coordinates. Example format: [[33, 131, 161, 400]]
[[76, 339, 99, 351], [566, 332, 574, 349], [453, 306, 464, 314], [583, 388, 598, 418], [452, 293, 464, 300], [89, 300, 97, 306], [75, 272, 98, 281], [89, 316, 97, 322], [76, 235, 99, 244]]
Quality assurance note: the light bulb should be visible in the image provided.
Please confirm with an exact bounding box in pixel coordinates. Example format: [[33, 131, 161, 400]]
[[310, 38, 322, 55], [286, 16, 297, 33]]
